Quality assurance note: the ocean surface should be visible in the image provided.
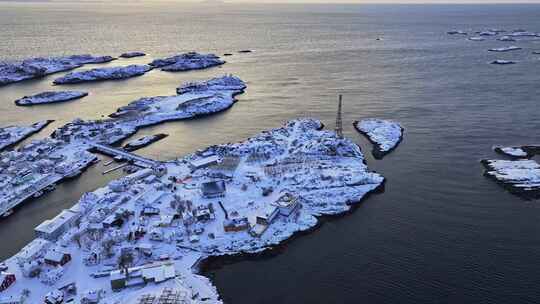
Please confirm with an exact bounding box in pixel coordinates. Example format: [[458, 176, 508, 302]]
[[1, 2, 540, 303]]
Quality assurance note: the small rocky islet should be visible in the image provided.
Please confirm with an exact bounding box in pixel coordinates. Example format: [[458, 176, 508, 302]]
[[353, 118, 403, 159], [15, 91, 88, 106]]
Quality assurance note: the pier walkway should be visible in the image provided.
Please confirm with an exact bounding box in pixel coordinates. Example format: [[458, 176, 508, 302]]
[[90, 143, 159, 168]]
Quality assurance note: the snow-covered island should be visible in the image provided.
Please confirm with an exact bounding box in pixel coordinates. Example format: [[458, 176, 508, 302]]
[[353, 119, 403, 159], [482, 159, 540, 199], [0, 118, 384, 303], [0, 55, 115, 86], [0, 120, 54, 151], [15, 91, 88, 106], [53, 65, 153, 85], [149, 52, 225, 72], [488, 46, 522, 52], [120, 52, 146, 59], [111, 75, 246, 124], [497, 36, 516, 42]]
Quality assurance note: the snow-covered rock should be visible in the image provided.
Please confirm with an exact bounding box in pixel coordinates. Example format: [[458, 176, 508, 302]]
[[53, 64, 152, 84], [447, 30, 467, 35], [354, 119, 403, 158], [15, 91, 88, 106], [0, 55, 115, 86], [478, 31, 498, 36], [468, 37, 485, 41], [488, 46, 522, 52], [119, 52, 146, 58], [497, 36, 516, 42], [482, 159, 540, 199], [149, 52, 224, 71], [510, 31, 538, 37], [494, 146, 529, 158], [491, 60, 515, 65]]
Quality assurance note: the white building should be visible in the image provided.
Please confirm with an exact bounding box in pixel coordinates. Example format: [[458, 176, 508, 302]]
[[16, 238, 52, 266], [35, 209, 80, 241], [189, 155, 220, 171]]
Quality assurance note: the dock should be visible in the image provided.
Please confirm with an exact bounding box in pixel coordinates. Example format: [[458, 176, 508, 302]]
[[90, 143, 159, 169]]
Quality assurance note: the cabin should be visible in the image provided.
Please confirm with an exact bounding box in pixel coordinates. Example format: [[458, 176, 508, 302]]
[[44, 250, 72, 267], [0, 272, 15, 292], [201, 180, 226, 198], [223, 217, 250, 232]]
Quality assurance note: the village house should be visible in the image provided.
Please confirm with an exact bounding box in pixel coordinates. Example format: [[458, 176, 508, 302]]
[[223, 217, 250, 232], [0, 273, 15, 292], [44, 249, 72, 267], [201, 180, 226, 198], [16, 238, 52, 266]]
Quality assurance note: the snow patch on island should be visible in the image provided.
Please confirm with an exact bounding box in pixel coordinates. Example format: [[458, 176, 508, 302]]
[[354, 119, 403, 158], [53, 65, 152, 84], [15, 91, 88, 106]]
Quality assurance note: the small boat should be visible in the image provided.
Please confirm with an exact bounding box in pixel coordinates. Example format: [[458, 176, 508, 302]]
[[92, 157, 101, 164], [468, 37, 485, 41], [447, 30, 467, 35], [1, 209, 14, 218], [44, 184, 56, 192], [33, 190, 44, 198]]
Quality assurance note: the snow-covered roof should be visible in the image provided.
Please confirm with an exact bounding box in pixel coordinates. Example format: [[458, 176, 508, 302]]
[[190, 155, 220, 168], [35, 209, 78, 235], [16, 238, 51, 261]]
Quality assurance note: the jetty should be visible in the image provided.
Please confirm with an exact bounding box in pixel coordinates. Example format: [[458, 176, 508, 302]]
[[90, 143, 159, 168]]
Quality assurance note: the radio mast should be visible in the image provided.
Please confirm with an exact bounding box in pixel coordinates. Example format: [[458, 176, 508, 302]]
[[335, 94, 343, 139]]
